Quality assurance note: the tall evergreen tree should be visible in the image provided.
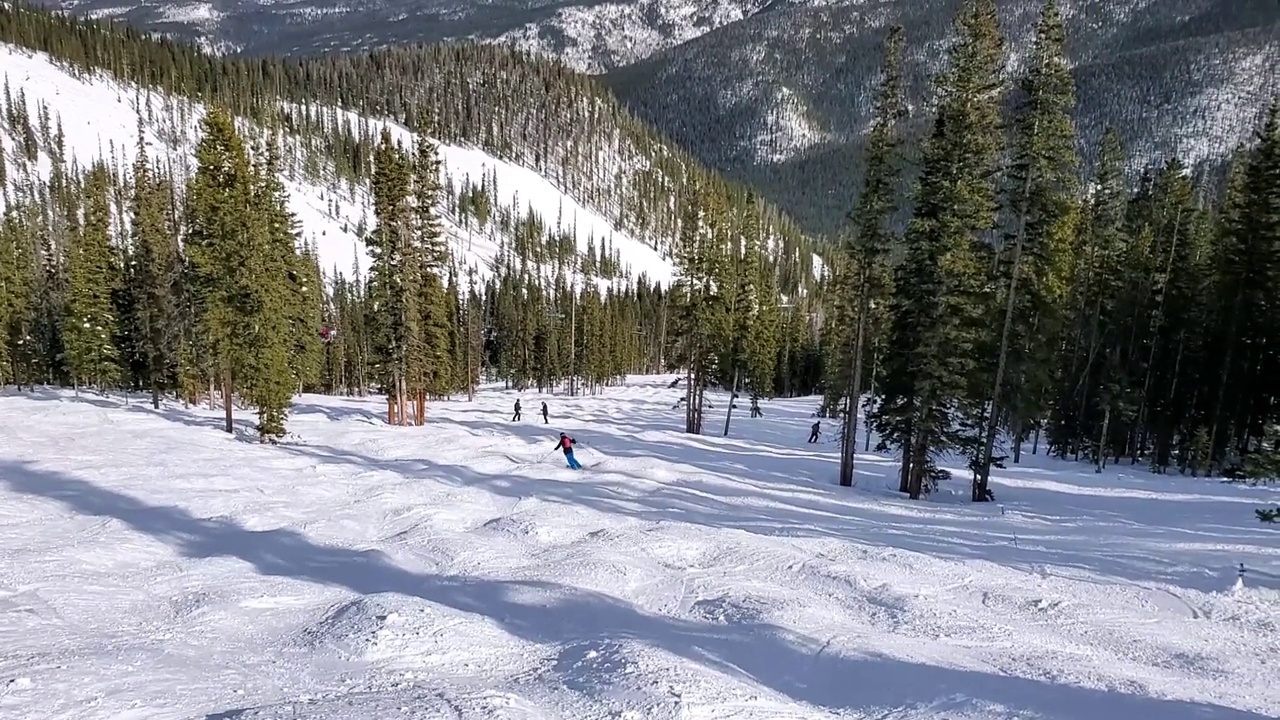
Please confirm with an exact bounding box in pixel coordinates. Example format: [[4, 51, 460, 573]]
[[672, 184, 729, 433], [409, 132, 454, 420], [241, 137, 301, 441], [129, 130, 182, 408], [185, 106, 256, 433], [834, 24, 907, 487], [0, 204, 38, 386], [62, 162, 120, 390], [1049, 128, 1131, 469], [1217, 102, 1280, 466], [873, 0, 1006, 499], [974, 0, 1079, 499], [366, 128, 413, 423], [289, 241, 325, 392]]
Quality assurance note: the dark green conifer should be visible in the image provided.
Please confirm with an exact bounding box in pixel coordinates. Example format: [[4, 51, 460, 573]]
[[874, 0, 1006, 499], [62, 162, 121, 390]]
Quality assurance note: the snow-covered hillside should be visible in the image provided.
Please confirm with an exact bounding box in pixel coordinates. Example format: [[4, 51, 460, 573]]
[[1, 377, 1276, 719], [0, 43, 675, 286], [488, 0, 774, 74]]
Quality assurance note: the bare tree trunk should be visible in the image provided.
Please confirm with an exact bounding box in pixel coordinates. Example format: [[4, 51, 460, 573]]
[[864, 345, 878, 453], [722, 366, 739, 437], [898, 439, 911, 494], [977, 238, 1023, 501], [907, 432, 927, 500], [1011, 409, 1023, 464], [397, 376, 408, 426], [684, 363, 694, 433], [1095, 403, 1111, 473], [840, 295, 869, 487], [222, 372, 233, 434], [977, 149, 1036, 502]]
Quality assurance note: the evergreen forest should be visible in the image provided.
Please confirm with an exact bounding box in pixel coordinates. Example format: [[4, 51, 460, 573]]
[[1, 1, 1278, 520]]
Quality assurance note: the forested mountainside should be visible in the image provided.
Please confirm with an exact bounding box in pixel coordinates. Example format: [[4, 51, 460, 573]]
[[4, 3, 818, 287], [0, 2, 820, 439], [34, 0, 772, 72], [605, 0, 1280, 232], [38, 0, 1278, 233]]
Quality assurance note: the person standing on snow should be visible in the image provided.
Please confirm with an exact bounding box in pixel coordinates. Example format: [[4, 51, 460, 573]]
[[512, 399, 522, 422], [808, 420, 821, 443], [541, 401, 549, 424], [556, 432, 582, 469]]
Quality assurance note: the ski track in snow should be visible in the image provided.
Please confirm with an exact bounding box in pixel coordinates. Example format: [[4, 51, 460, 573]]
[[0, 376, 1277, 719]]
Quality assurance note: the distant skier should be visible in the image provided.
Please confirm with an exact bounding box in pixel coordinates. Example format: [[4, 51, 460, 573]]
[[556, 432, 582, 469], [541, 401, 549, 424], [750, 396, 762, 418], [512, 399, 522, 422], [808, 420, 820, 443]]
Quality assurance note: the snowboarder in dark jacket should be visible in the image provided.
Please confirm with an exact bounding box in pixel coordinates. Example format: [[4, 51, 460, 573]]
[[512, 400, 521, 422], [541, 401, 549, 424], [808, 421, 820, 443], [555, 432, 582, 469]]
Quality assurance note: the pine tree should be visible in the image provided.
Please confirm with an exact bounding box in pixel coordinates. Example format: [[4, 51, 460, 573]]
[[241, 137, 300, 441], [975, 0, 1079, 498], [873, 0, 1006, 499], [0, 206, 35, 385], [743, 197, 781, 399], [185, 106, 256, 433], [672, 184, 730, 433], [1049, 128, 1132, 469], [62, 162, 121, 390], [129, 129, 182, 408], [367, 127, 413, 423], [289, 241, 325, 392], [1216, 102, 1280, 466], [410, 132, 454, 420], [462, 266, 483, 399], [835, 24, 907, 487]]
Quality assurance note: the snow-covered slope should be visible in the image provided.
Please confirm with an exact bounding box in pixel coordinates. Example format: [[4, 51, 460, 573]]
[[0, 43, 675, 286], [41, 0, 776, 73], [1, 377, 1277, 719]]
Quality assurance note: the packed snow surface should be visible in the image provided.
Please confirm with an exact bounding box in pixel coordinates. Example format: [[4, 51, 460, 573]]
[[0, 376, 1277, 719]]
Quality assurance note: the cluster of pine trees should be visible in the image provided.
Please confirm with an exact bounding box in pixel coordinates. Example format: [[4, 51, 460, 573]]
[[0, 102, 718, 438], [822, 0, 1280, 508], [1, 108, 327, 440]]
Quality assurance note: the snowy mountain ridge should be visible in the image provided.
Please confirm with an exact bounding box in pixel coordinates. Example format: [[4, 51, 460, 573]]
[[0, 41, 676, 287], [36, 0, 1277, 236], [604, 0, 1280, 231], [38, 0, 778, 72]]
